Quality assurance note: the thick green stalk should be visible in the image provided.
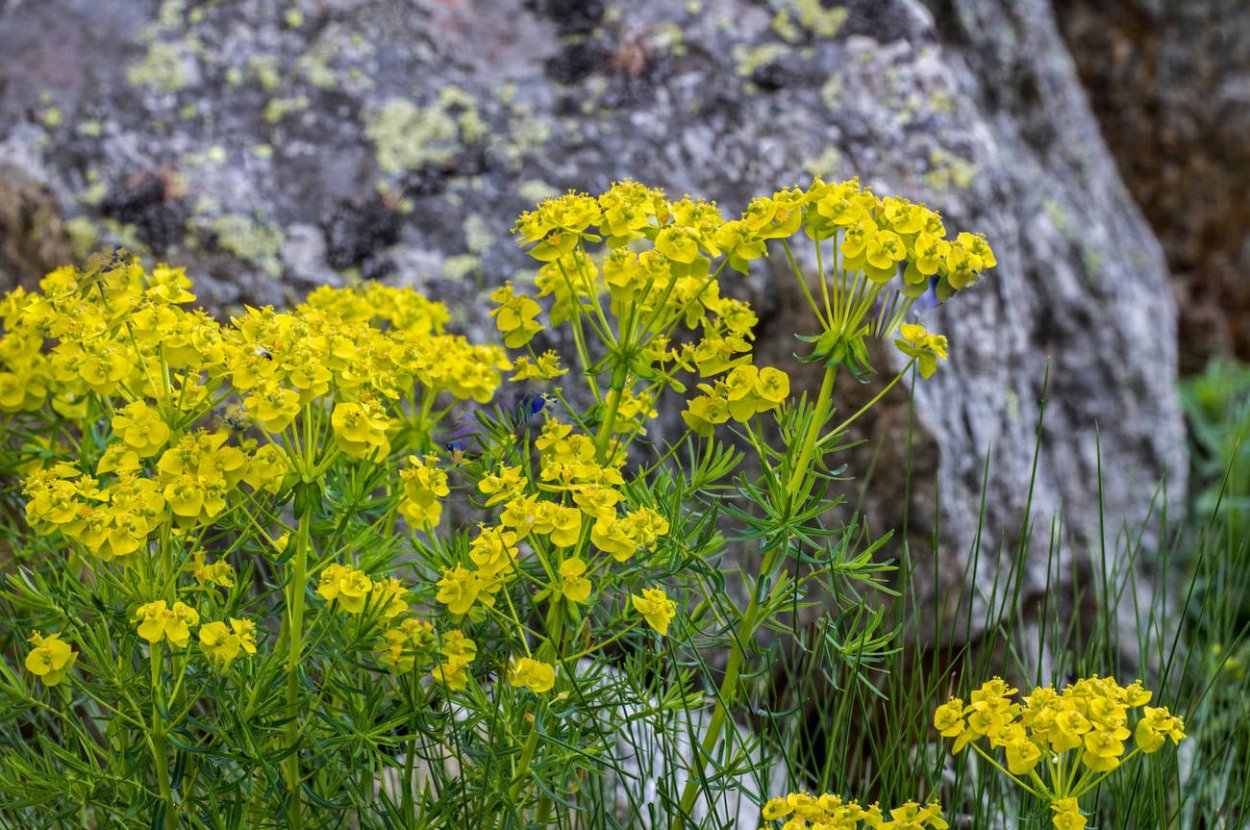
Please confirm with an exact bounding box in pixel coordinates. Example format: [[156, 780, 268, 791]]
[[671, 365, 839, 829], [149, 644, 175, 830], [283, 510, 312, 829]]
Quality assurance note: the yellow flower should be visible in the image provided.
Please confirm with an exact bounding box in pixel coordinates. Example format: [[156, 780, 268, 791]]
[[378, 618, 435, 673], [398, 455, 449, 530], [111, 400, 171, 457], [331, 400, 391, 459], [631, 587, 676, 636], [316, 563, 373, 614], [134, 600, 200, 647], [190, 549, 236, 588], [894, 322, 948, 379], [591, 515, 638, 561], [558, 557, 592, 603], [1134, 706, 1185, 753], [933, 697, 966, 741], [1050, 799, 1086, 830], [468, 525, 520, 578], [509, 657, 556, 694], [199, 618, 257, 668], [489, 282, 543, 348], [761, 797, 793, 820], [436, 566, 482, 616], [434, 630, 478, 690], [244, 381, 301, 433], [25, 631, 78, 686], [371, 575, 410, 621]]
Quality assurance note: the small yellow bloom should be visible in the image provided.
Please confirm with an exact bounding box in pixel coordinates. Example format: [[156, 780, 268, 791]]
[[316, 563, 373, 614], [111, 400, 171, 457], [631, 587, 676, 636], [25, 631, 78, 686], [436, 565, 482, 616], [509, 656, 556, 694], [558, 557, 592, 604], [134, 600, 200, 647], [199, 618, 257, 668]]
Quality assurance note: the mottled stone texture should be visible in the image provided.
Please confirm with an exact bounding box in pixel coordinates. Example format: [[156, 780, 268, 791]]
[[0, 0, 1184, 645], [1055, 0, 1250, 369]]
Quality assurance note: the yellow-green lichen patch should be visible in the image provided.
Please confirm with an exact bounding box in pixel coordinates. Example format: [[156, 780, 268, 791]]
[[923, 148, 977, 192], [820, 73, 844, 109], [79, 172, 107, 207], [365, 87, 487, 175], [247, 55, 282, 93], [654, 22, 687, 56], [128, 42, 189, 92], [76, 121, 103, 138], [492, 107, 553, 171], [442, 254, 481, 281], [462, 214, 494, 254], [732, 43, 790, 78], [157, 0, 186, 29], [263, 96, 310, 124], [298, 38, 341, 90], [517, 180, 558, 205], [64, 217, 100, 260], [41, 107, 63, 128], [210, 213, 285, 276], [773, 0, 848, 42], [803, 146, 843, 178]]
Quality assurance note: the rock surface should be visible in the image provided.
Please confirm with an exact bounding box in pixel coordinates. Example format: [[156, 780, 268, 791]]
[[1055, 0, 1250, 369], [0, 0, 1185, 647]]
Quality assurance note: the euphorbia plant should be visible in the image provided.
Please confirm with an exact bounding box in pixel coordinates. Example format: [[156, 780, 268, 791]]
[[0, 175, 995, 829]]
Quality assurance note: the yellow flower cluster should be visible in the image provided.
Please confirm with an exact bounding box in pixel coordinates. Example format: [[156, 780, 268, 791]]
[[505, 179, 993, 425], [435, 416, 670, 620], [682, 363, 791, 436], [894, 323, 948, 379], [431, 630, 477, 691], [134, 600, 200, 648], [509, 656, 556, 694], [934, 676, 1186, 827], [316, 564, 408, 619], [198, 619, 258, 668], [631, 587, 676, 636], [375, 618, 476, 690], [398, 454, 450, 529], [25, 631, 78, 686], [22, 433, 286, 563], [0, 254, 507, 448], [760, 792, 947, 830]]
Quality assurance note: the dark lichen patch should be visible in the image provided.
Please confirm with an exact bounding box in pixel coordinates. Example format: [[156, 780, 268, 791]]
[[545, 39, 612, 85], [99, 172, 189, 254], [524, 0, 607, 37], [837, 0, 926, 41], [322, 196, 402, 273]]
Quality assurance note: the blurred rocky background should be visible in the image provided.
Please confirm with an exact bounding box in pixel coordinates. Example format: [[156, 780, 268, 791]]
[[3, 0, 1240, 645]]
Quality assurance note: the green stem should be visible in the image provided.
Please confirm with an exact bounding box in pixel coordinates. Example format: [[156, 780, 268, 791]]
[[149, 644, 175, 829], [402, 669, 419, 821], [672, 365, 839, 830], [787, 365, 839, 497], [814, 359, 915, 450], [283, 510, 312, 829]]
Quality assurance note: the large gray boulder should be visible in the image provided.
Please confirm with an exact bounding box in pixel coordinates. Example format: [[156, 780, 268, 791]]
[[0, 0, 1185, 647]]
